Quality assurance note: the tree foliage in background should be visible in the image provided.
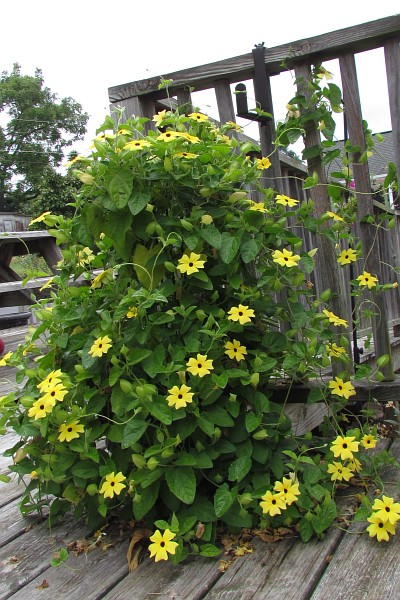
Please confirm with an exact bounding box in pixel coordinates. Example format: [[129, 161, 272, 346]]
[[0, 64, 88, 212]]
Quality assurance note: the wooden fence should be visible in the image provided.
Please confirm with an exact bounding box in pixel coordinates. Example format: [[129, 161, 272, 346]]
[[108, 16, 399, 379]]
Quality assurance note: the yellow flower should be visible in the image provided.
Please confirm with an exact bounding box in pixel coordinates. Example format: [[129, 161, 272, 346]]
[[39, 277, 54, 291], [259, 490, 286, 516], [328, 377, 356, 400], [166, 384, 194, 409], [91, 269, 114, 289], [180, 132, 200, 143], [347, 457, 362, 472], [124, 139, 151, 151], [37, 369, 63, 391], [117, 128, 131, 136], [273, 477, 300, 505], [255, 157, 271, 170], [361, 434, 377, 449], [28, 397, 56, 419], [330, 435, 359, 461], [64, 154, 86, 167], [29, 211, 52, 226], [177, 252, 206, 276], [126, 306, 138, 319], [322, 309, 348, 328], [77, 247, 95, 267], [30, 471, 38, 479], [186, 354, 214, 377], [89, 335, 112, 358], [275, 195, 299, 207], [356, 271, 378, 289], [337, 248, 358, 265], [327, 461, 354, 482], [0, 351, 13, 366], [224, 340, 247, 361], [272, 248, 301, 268], [175, 152, 198, 159], [75, 171, 94, 185], [326, 343, 347, 358], [152, 110, 167, 127], [225, 121, 243, 132], [316, 67, 333, 81], [58, 420, 85, 443], [148, 529, 178, 562], [41, 383, 68, 403], [227, 305, 255, 325], [157, 131, 184, 142], [366, 513, 396, 541], [99, 472, 126, 499], [249, 202, 268, 213], [188, 112, 209, 123], [326, 211, 344, 222], [371, 495, 400, 524]]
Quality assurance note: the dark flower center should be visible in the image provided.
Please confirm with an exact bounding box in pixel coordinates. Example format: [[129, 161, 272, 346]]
[[99, 344, 103, 348], [284, 257, 289, 261], [239, 312, 243, 316], [111, 482, 115, 486], [68, 427, 73, 432], [40, 404, 45, 410], [272, 499, 276, 505], [178, 394, 183, 399], [385, 507, 390, 512], [378, 522, 383, 528], [189, 262, 194, 267], [343, 443, 347, 448], [160, 541, 165, 547], [198, 364, 202, 368]]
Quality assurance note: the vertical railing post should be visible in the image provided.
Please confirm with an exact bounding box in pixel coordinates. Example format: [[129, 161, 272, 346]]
[[295, 62, 352, 377], [339, 52, 394, 380]]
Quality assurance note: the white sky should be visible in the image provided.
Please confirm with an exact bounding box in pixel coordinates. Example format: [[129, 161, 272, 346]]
[[1, 0, 399, 154]]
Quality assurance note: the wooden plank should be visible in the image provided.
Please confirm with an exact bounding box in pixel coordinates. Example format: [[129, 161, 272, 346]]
[[339, 52, 394, 380], [203, 532, 344, 599], [0, 497, 41, 549], [108, 15, 400, 102], [295, 62, 352, 377], [101, 554, 221, 600], [0, 515, 90, 598], [214, 80, 236, 124], [5, 533, 129, 600], [310, 439, 400, 600], [0, 479, 23, 509], [176, 87, 193, 112], [285, 403, 330, 435], [384, 37, 400, 202]]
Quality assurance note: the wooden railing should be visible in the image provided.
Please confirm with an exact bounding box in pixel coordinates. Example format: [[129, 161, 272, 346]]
[[108, 16, 400, 379]]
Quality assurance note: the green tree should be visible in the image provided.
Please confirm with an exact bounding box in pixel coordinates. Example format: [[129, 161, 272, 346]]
[[0, 63, 88, 211], [27, 165, 82, 219]]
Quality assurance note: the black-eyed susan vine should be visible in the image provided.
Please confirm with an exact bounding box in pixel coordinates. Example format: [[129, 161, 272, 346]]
[[0, 83, 399, 566]]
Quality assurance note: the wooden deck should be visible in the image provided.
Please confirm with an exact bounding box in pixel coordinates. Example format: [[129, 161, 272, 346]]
[[1, 331, 399, 599]]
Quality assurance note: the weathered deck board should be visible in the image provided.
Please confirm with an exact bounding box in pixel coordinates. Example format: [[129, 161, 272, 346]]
[[310, 438, 400, 600], [0, 515, 90, 598]]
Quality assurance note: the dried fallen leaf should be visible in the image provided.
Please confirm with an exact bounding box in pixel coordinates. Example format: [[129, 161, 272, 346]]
[[8, 556, 23, 564], [127, 528, 152, 572], [66, 538, 90, 555], [195, 522, 205, 539], [36, 580, 49, 590]]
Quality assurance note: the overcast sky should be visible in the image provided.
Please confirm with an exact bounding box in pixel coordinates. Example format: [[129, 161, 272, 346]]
[[1, 0, 399, 153]]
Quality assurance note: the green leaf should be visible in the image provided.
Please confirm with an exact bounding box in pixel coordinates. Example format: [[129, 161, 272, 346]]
[[299, 516, 314, 542], [122, 418, 148, 448], [126, 347, 153, 366], [228, 456, 252, 482], [240, 239, 259, 263], [199, 544, 222, 557], [148, 398, 173, 425], [245, 411, 262, 433], [71, 462, 99, 480], [165, 467, 196, 504], [133, 482, 160, 520], [300, 254, 314, 274], [207, 406, 234, 427], [108, 169, 133, 208], [220, 233, 239, 264], [311, 497, 337, 534], [0, 474, 11, 483], [128, 190, 151, 216], [141, 344, 166, 378], [198, 415, 215, 436], [199, 226, 222, 249], [214, 484, 235, 517]]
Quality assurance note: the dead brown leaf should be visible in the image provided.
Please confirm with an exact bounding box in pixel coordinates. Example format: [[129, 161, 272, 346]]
[[195, 522, 205, 539], [36, 580, 49, 590], [127, 528, 152, 572], [66, 538, 90, 555]]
